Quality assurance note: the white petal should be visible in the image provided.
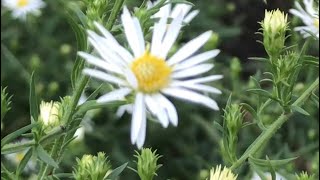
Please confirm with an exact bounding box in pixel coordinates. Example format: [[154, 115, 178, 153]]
[[131, 93, 146, 144], [162, 88, 219, 110], [124, 70, 138, 89], [97, 88, 132, 103], [167, 31, 212, 66], [78, 52, 122, 74], [183, 75, 224, 84], [121, 7, 145, 58], [87, 32, 128, 67], [159, 12, 184, 59], [136, 115, 146, 149], [170, 4, 191, 19], [155, 94, 178, 126], [174, 50, 220, 71], [171, 82, 222, 94], [172, 64, 214, 79], [133, 18, 146, 54], [83, 68, 127, 86], [151, 13, 168, 55], [98, 37, 134, 64], [116, 104, 133, 117], [94, 21, 119, 45], [145, 95, 169, 128], [184, 10, 199, 23]]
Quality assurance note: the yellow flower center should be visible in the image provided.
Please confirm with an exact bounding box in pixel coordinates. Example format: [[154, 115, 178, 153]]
[[314, 18, 319, 29], [17, 0, 28, 7], [131, 52, 172, 93]]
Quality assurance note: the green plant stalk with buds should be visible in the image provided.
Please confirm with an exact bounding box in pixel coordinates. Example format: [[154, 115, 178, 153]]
[[37, 0, 126, 178], [227, 10, 319, 172]]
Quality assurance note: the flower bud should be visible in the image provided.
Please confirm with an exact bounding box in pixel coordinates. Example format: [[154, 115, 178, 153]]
[[221, 102, 244, 164], [208, 165, 237, 180], [135, 148, 162, 180], [296, 172, 315, 180], [39, 101, 60, 132], [73, 152, 112, 180], [261, 9, 288, 57], [1, 86, 12, 123]]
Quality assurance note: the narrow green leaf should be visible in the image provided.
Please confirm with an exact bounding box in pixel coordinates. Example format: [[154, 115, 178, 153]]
[[241, 103, 266, 130], [106, 162, 128, 179], [106, 0, 125, 30], [167, 0, 194, 6], [1, 123, 38, 148], [75, 100, 125, 115], [29, 72, 39, 122], [36, 145, 59, 168], [248, 57, 269, 62], [1, 141, 35, 154], [247, 89, 272, 99], [65, 8, 87, 89], [16, 148, 33, 176], [249, 155, 298, 167], [213, 121, 224, 134], [66, 2, 88, 27], [86, 84, 104, 101], [291, 105, 310, 116], [250, 76, 261, 88]]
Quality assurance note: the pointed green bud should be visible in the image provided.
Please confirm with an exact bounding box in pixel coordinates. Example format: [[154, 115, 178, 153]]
[[296, 172, 315, 180], [135, 148, 162, 180], [261, 9, 288, 57], [1, 86, 12, 124], [224, 104, 244, 135], [73, 152, 112, 180], [221, 101, 244, 164]]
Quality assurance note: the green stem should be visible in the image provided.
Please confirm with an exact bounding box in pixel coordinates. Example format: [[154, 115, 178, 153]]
[[293, 77, 319, 106], [230, 77, 319, 170], [106, 0, 125, 30], [37, 76, 89, 179]]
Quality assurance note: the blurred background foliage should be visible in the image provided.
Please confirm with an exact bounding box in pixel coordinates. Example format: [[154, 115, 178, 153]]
[[1, 0, 319, 179]]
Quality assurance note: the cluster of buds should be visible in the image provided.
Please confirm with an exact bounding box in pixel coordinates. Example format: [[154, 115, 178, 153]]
[[73, 152, 112, 180], [272, 51, 301, 106], [135, 148, 162, 180], [220, 102, 244, 164], [261, 9, 288, 58], [83, 0, 109, 29]]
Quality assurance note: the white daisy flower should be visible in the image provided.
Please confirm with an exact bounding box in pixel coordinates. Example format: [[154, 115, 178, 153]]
[[2, 0, 45, 20], [290, 0, 319, 38], [79, 7, 222, 148], [251, 172, 287, 180], [147, 0, 199, 24]]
